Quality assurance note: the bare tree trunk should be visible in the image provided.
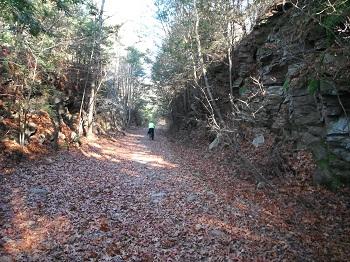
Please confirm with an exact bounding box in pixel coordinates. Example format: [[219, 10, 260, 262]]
[[19, 102, 25, 146], [87, 83, 96, 136], [19, 50, 38, 146], [228, 21, 233, 96], [78, 44, 96, 136], [86, 0, 105, 137], [193, 0, 224, 125]]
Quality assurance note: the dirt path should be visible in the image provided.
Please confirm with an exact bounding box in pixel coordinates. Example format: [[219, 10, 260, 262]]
[[1, 128, 349, 261]]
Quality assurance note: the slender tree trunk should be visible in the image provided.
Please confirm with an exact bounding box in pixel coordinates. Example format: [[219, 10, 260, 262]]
[[78, 44, 96, 136], [193, 0, 224, 125], [19, 51, 38, 146], [86, 0, 105, 137], [87, 83, 96, 136], [228, 21, 233, 96], [19, 103, 25, 146], [187, 87, 191, 112]]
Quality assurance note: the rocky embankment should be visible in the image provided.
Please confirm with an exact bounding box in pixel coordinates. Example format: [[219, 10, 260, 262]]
[[215, 2, 350, 186]]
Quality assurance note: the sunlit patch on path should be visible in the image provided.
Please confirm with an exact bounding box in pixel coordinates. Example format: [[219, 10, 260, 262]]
[[131, 151, 177, 168]]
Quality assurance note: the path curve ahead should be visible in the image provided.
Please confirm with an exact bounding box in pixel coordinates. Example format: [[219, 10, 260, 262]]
[[1, 128, 349, 261]]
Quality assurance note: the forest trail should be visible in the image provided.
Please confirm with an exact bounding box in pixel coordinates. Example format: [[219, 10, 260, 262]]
[[1, 128, 350, 261]]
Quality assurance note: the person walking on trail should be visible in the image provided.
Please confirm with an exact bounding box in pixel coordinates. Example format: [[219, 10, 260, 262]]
[[148, 122, 155, 140]]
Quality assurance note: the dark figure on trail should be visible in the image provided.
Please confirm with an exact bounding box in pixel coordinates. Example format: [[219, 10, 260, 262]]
[[148, 122, 155, 140]]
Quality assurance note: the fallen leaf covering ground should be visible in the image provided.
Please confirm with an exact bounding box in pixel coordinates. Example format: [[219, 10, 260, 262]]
[[1, 128, 349, 261]]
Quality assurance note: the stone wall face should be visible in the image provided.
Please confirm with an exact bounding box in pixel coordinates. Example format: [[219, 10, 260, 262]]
[[227, 4, 350, 186]]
